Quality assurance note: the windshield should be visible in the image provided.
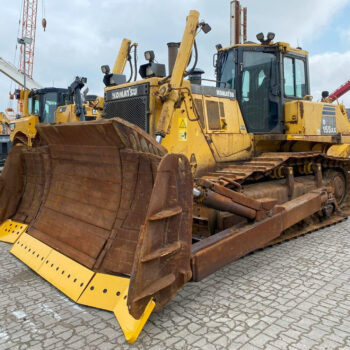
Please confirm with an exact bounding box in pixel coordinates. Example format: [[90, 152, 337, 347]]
[[239, 50, 277, 133], [41, 92, 59, 123]]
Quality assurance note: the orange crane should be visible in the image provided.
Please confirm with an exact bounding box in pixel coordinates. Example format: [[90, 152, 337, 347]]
[[15, 0, 46, 113], [18, 0, 46, 80], [18, 0, 38, 80], [328, 80, 350, 102]]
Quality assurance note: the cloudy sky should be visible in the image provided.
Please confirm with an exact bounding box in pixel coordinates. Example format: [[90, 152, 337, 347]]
[[1, 0, 350, 111]]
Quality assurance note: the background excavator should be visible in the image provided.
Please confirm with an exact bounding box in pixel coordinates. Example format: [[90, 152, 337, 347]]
[[1, 9, 350, 344]]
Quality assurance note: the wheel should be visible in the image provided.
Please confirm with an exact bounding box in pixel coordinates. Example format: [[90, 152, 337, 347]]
[[324, 169, 347, 205]]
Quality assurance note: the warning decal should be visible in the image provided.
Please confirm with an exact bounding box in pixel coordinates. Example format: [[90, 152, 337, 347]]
[[178, 117, 188, 141]]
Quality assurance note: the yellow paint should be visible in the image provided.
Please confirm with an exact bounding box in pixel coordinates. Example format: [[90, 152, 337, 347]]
[[155, 10, 199, 136], [327, 144, 350, 158], [55, 103, 102, 123], [10, 233, 52, 271], [162, 83, 254, 175], [219, 41, 308, 56], [203, 95, 253, 162], [0, 112, 11, 134], [285, 100, 350, 136], [113, 39, 133, 74], [105, 77, 219, 174], [79, 273, 155, 344], [38, 249, 95, 301], [10, 233, 153, 343], [0, 220, 27, 243], [78, 273, 130, 311], [114, 296, 155, 344], [107, 77, 255, 175], [10, 115, 38, 146]]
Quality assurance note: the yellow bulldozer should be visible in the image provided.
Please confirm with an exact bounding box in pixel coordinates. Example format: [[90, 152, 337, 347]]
[[1, 10, 350, 343], [0, 38, 137, 151], [8, 78, 104, 146]]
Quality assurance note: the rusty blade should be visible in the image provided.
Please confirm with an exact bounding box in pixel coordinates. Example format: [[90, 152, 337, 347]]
[[26, 118, 166, 276], [128, 153, 193, 318], [0, 146, 25, 223]]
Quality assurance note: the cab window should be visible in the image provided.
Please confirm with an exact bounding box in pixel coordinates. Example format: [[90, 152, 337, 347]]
[[218, 50, 235, 89], [28, 96, 40, 115], [283, 57, 306, 98], [295, 59, 306, 98], [41, 92, 58, 123], [242, 71, 250, 102]]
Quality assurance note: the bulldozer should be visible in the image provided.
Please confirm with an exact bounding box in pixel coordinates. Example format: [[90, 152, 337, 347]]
[[0, 110, 13, 165], [1, 38, 138, 149], [1, 10, 350, 343], [8, 78, 103, 146]]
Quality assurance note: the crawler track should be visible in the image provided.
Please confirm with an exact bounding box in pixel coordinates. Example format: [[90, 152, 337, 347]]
[[267, 213, 348, 248], [203, 151, 350, 185], [199, 151, 350, 254]]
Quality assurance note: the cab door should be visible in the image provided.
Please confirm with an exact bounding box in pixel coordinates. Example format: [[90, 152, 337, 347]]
[[236, 47, 282, 134]]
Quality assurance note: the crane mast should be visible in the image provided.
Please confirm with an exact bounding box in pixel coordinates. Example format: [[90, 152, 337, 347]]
[[329, 80, 350, 102], [18, 0, 38, 79]]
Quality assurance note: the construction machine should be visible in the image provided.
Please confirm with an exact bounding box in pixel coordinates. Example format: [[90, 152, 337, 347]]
[[1, 10, 350, 344], [8, 78, 103, 146], [0, 111, 12, 165], [0, 38, 137, 148]]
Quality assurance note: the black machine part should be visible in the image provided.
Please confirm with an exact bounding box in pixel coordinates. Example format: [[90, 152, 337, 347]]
[[68, 76, 87, 121]]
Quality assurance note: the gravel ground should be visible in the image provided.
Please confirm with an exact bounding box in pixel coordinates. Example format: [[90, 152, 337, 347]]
[[1, 221, 350, 349]]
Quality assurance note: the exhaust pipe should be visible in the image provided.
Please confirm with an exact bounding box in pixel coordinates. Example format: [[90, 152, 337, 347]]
[[167, 42, 180, 75]]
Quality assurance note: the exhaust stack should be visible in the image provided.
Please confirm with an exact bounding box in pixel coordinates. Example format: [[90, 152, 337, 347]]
[[167, 42, 180, 75]]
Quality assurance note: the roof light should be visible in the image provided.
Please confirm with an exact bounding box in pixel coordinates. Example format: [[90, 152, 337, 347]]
[[256, 33, 264, 42], [267, 32, 275, 41], [144, 50, 155, 62], [101, 65, 110, 74]]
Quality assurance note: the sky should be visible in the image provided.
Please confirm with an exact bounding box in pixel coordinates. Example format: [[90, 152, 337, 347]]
[[1, 0, 350, 111]]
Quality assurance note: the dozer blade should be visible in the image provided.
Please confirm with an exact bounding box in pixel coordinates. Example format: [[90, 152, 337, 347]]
[[4, 118, 193, 343], [0, 145, 48, 242]]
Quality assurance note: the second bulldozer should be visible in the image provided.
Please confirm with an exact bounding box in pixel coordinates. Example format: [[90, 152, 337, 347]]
[[1, 9, 350, 343]]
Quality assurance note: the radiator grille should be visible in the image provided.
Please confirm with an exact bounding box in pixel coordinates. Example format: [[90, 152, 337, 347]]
[[104, 84, 150, 132]]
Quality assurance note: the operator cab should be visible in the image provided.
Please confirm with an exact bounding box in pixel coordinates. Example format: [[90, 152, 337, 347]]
[[216, 35, 310, 134], [27, 88, 69, 123]]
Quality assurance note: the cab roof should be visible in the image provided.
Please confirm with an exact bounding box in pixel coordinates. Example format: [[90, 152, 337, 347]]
[[219, 41, 308, 56]]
